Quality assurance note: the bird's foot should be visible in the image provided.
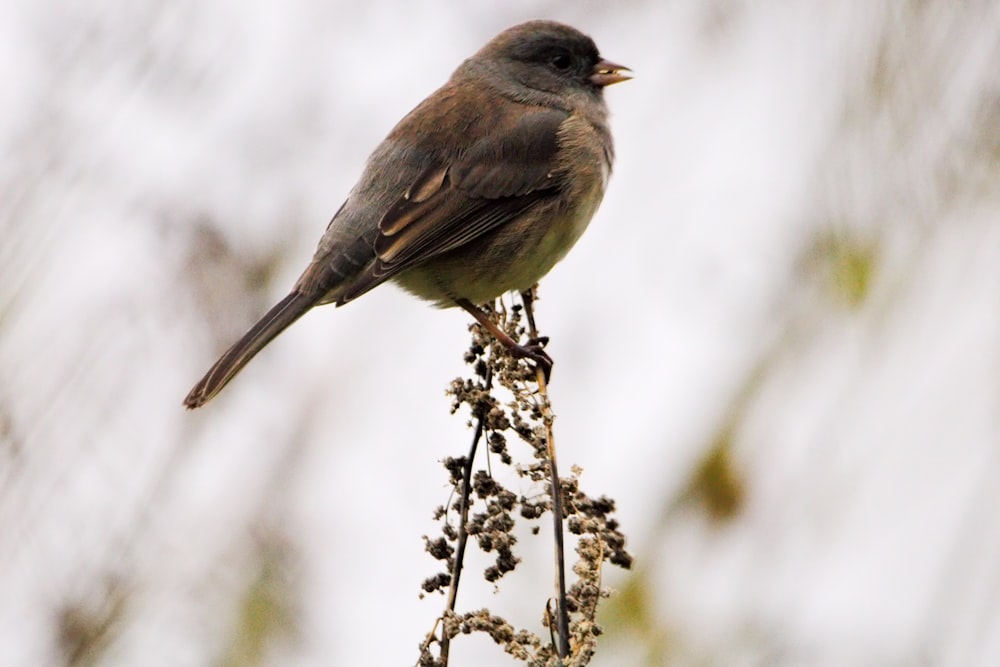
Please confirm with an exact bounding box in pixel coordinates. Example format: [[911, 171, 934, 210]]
[[509, 337, 553, 382]]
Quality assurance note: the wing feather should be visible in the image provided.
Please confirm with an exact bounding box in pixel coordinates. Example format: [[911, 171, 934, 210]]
[[336, 107, 568, 303]]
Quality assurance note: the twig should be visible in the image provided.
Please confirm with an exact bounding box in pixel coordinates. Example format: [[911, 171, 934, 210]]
[[438, 366, 493, 665], [520, 288, 570, 660]]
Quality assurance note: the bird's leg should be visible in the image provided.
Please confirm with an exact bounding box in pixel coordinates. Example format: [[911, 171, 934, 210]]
[[456, 298, 553, 381], [518, 287, 550, 350]]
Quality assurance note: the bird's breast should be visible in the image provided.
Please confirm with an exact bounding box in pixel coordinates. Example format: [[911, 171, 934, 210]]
[[393, 111, 613, 307]]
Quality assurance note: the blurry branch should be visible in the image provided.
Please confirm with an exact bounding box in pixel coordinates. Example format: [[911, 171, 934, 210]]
[[671, 225, 880, 527], [417, 290, 632, 666], [180, 220, 290, 347], [57, 578, 127, 667], [215, 403, 315, 666]]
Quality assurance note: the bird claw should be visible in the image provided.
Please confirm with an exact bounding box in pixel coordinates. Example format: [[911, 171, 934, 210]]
[[510, 338, 553, 382]]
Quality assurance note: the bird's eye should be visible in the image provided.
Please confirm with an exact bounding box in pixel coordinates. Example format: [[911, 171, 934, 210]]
[[550, 52, 573, 70]]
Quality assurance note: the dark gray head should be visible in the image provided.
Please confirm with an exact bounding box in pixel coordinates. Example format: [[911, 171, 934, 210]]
[[460, 21, 630, 105]]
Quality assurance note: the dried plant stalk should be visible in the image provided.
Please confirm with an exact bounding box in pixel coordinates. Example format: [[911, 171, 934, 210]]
[[418, 291, 632, 666]]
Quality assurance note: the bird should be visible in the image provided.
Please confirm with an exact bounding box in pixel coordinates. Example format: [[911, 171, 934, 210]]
[[184, 20, 630, 409]]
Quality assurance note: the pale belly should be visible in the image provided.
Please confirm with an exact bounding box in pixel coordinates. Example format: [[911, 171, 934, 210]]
[[394, 180, 606, 307]]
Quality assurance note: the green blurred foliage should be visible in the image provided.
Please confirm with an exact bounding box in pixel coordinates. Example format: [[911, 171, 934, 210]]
[[219, 541, 296, 667], [815, 231, 879, 308]]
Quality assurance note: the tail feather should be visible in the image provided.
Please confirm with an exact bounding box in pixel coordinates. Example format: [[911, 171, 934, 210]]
[[184, 291, 317, 409]]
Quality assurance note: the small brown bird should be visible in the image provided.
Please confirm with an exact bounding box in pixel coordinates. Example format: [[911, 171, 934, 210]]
[[184, 20, 630, 408]]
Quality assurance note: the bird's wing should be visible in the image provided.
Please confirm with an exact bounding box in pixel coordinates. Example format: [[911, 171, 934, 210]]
[[335, 106, 568, 304]]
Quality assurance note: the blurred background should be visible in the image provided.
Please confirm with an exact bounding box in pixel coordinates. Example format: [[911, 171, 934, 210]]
[[1, 0, 998, 665]]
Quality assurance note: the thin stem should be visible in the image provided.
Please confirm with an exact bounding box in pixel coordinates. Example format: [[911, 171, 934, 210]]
[[520, 289, 570, 660], [439, 366, 493, 665]]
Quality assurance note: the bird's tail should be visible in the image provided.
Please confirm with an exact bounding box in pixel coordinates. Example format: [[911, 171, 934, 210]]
[[184, 291, 316, 409]]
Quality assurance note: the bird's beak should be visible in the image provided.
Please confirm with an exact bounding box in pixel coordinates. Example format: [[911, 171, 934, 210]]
[[590, 60, 632, 87]]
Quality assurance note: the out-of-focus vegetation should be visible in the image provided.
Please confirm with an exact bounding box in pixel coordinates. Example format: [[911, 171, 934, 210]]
[[1, 1, 997, 665]]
